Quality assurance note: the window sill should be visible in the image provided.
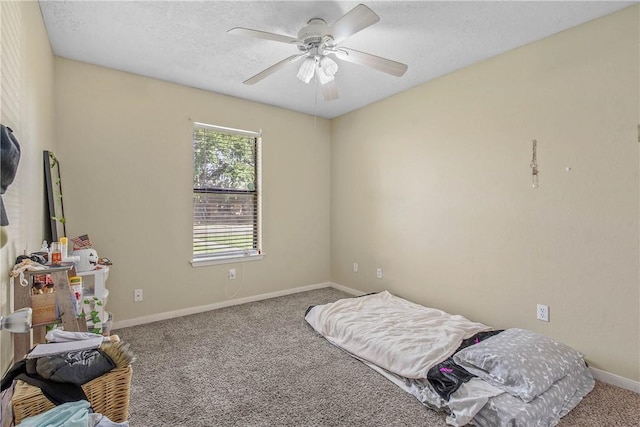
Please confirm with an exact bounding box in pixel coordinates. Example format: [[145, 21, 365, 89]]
[[190, 253, 264, 267]]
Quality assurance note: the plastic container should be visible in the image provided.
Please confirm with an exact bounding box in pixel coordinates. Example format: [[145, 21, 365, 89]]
[[69, 276, 83, 315]]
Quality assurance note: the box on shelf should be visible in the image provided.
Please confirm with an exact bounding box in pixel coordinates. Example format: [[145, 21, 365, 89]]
[[30, 292, 56, 324]]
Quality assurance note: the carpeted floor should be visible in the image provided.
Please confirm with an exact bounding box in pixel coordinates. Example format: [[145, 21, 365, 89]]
[[115, 287, 640, 426]]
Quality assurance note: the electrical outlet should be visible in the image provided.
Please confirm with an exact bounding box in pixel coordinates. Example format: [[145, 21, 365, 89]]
[[228, 269, 236, 280], [376, 268, 383, 279], [134, 289, 143, 303], [353, 263, 358, 273], [537, 304, 549, 322]]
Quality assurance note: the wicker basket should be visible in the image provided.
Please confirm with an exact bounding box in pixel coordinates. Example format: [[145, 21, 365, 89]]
[[12, 365, 132, 424]]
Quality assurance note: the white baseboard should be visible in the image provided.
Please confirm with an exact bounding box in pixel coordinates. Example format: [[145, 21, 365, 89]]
[[111, 282, 639, 395], [112, 281, 331, 330], [590, 367, 640, 393], [329, 282, 366, 296], [328, 283, 640, 394]]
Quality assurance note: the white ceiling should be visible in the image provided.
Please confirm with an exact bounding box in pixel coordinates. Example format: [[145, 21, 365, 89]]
[[39, 1, 635, 119]]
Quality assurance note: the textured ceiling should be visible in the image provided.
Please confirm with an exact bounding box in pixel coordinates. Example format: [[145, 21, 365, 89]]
[[39, 1, 635, 119]]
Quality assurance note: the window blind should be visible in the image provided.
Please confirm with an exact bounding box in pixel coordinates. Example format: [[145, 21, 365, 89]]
[[192, 123, 260, 259]]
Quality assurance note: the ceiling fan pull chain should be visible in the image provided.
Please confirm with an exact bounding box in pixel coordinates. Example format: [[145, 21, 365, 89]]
[[314, 73, 319, 120]]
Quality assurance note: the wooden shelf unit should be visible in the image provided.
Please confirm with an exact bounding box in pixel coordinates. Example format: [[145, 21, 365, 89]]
[[12, 265, 87, 361]]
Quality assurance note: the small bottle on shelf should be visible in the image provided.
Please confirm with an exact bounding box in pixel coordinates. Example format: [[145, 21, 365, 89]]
[[50, 242, 62, 265], [59, 237, 68, 260]]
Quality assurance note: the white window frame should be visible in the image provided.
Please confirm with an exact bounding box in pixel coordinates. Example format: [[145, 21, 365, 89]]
[[190, 122, 263, 267]]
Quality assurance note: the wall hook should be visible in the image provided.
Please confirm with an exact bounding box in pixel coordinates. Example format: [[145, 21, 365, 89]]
[[530, 139, 539, 188]]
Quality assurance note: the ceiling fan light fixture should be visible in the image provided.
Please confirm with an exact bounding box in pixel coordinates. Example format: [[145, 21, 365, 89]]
[[296, 57, 316, 84], [319, 56, 338, 77], [316, 65, 335, 85], [230, 3, 408, 97]]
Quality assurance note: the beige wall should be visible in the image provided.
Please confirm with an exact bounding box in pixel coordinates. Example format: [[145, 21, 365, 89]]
[[2, 2, 637, 384], [54, 59, 331, 324], [0, 1, 56, 372], [331, 6, 639, 381]]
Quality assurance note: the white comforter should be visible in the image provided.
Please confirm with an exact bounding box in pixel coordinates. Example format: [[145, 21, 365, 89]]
[[305, 291, 491, 379]]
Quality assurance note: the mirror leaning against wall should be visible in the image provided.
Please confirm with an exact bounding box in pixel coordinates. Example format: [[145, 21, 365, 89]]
[[44, 150, 66, 243]]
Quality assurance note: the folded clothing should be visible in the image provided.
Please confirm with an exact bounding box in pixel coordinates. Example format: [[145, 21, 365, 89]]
[[18, 400, 90, 427], [1, 359, 88, 405], [46, 330, 106, 343], [2, 338, 133, 409], [18, 400, 130, 427], [36, 349, 116, 385]]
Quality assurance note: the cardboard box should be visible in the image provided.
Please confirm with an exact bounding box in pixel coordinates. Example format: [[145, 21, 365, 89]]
[[31, 292, 56, 324]]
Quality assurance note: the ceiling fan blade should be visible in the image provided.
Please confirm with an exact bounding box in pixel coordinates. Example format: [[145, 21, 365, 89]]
[[336, 48, 408, 77], [228, 27, 299, 45], [329, 4, 380, 44], [243, 54, 305, 85], [321, 79, 339, 101]]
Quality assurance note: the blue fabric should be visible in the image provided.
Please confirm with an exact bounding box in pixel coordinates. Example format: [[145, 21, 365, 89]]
[[19, 400, 89, 427]]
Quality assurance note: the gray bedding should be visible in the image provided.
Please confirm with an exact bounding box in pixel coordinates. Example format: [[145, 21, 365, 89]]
[[364, 356, 594, 427], [454, 328, 588, 403], [306, 293, 595, 426], [471, 363, 594, 427]]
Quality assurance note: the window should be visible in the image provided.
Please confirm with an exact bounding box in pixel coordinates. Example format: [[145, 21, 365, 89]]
[[192, 123, 262, 265]]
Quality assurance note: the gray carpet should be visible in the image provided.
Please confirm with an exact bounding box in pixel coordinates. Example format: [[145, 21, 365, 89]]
[[115, 288, 640, 426]]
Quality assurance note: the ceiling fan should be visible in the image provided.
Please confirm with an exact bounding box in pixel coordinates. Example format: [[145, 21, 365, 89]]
[[227, 3, 408, 101]]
